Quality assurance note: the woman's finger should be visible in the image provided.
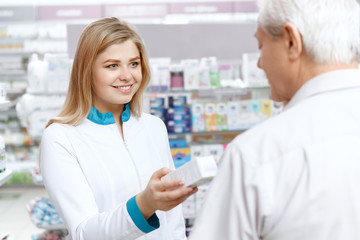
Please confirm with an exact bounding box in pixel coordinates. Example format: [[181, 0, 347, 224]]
[[159, 187, 199, 210], [157, 179, 184, 191], [158, 186, 197, 201], [151, 167, 172, 180]]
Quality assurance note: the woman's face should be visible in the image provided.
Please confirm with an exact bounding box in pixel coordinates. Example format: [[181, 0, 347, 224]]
[[92, 40, 142, 112]]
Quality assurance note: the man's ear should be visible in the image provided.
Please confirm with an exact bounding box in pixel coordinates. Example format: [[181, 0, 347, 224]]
[[283, 22, 303, 61]]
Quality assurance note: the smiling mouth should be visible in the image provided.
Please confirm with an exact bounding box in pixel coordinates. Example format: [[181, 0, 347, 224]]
[[113, 85, 132, 90]]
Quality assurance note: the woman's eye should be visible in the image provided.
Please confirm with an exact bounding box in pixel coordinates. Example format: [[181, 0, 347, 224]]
[[107, 64, 117, 68], [130, 62, 140, 67]]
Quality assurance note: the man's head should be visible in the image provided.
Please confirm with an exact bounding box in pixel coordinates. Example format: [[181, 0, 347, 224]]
[[255, 0, 360, 102]]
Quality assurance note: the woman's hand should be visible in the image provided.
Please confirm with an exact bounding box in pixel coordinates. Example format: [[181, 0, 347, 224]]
[[136, 167, 198, 219]]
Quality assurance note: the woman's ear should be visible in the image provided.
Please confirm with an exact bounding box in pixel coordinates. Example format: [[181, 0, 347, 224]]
[[283, 22, 303, 61]]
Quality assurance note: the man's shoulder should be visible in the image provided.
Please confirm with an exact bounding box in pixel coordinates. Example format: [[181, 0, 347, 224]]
[[232, 105, 308, 152]]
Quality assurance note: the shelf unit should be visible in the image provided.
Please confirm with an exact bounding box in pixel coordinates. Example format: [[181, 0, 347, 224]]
[[0, 102, 12, 188], [35, 223, 66, 230], [0, 100, 11, 110], [169, 129, 246, 143], [26, 196, 67, 233]]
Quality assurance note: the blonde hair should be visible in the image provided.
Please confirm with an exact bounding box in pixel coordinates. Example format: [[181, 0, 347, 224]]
[[46, 17, 151, 127]]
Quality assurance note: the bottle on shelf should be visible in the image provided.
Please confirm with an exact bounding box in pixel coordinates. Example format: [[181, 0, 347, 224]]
[[27, 53, 48, 93], [0, 83, 7, 103], [0, 135, 6, 173]]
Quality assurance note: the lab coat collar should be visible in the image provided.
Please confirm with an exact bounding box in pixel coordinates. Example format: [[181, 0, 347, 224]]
[[87, 103, 131, 125]]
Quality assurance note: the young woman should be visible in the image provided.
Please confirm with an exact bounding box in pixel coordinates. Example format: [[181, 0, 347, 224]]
[[40, 17, 197, 240]]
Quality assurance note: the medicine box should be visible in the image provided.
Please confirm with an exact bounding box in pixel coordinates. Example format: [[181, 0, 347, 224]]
[[191, 103, 205, 132], [162, 155, 218, 187], [227, 101, 241, 130], [204, 103, 217, 132], [216, 102, 228, 131], [260, 100, 272, 118], [171, 148, 191, 168]]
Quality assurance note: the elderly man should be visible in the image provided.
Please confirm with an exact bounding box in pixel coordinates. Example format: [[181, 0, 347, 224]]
[[190, 0, 360, 239]]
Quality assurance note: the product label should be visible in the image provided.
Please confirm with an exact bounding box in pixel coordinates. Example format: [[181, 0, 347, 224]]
[[205, 103, 217, 132], [216, 102, 228, 131], [0, 6, 36, 21], [38, 5, 101, 20], [171, 148, 191, 168], [191, 103, 205, 132], [0, 149, 6, 171]]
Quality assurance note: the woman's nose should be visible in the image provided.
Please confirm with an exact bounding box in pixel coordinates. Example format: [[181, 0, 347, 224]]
[[119, 66, 131, 81]]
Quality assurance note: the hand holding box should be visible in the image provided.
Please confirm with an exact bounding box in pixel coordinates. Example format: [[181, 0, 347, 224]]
[[162, 155, 218, 187]]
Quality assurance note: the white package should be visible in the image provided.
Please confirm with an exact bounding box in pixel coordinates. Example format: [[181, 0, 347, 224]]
[[182, 59, 199, 90], [162, 155, 218, 187], [242, 52, 269, 87]]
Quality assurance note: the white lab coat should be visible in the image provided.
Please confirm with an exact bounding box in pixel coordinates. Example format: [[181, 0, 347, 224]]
[[41, 109, 186, 240], [190, 69, 360, 240]]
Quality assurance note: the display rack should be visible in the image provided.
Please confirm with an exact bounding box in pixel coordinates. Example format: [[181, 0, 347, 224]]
[[169, 129, 246, 143], [0, 169, 12, 186], [0, 100, 11, 110], [35, 223, 66, 230]]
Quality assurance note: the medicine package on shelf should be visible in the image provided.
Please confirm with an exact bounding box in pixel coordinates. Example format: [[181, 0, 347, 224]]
[[162, 155, 218, 187]]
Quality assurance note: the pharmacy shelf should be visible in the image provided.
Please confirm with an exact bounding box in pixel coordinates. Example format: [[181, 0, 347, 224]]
[[0, 100, 11, 110], [0, 50, 29, 54], [0, 75, 27, 82], [169, 129, 246, 144], [0, 70, 27, 76], [27, 197, 67, 231], [197, 87, 249, 97], [26, 90, 67, 95], [0, 169, 13, 186], [36, 223, 66, 230], [169, 129, 246, 137], [147, 86, 270, 96], [6, 88, 25, 96]]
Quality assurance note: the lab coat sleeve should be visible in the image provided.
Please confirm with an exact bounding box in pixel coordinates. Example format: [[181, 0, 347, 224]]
[[189, 142, 262, 240], [40, 124, 158, 240], [165, 205, 187, 240]]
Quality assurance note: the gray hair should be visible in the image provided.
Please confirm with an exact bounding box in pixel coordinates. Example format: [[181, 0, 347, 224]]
[[257, 0, 360, 65]]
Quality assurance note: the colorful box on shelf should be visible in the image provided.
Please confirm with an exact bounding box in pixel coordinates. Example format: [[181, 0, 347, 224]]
[[171, 148, 191, 168], [204, 103, 217, 132], [191, 103, 205, 132], [0, 136, 6, 174], [216, 102, 228, 131], [27, 197, 65, 230]]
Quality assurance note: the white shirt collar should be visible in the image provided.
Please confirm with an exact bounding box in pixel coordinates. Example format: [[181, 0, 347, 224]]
[[286, 69, 360, 110]]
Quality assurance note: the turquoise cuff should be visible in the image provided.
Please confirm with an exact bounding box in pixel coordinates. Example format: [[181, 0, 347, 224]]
[[126, 195, 160, 233]]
